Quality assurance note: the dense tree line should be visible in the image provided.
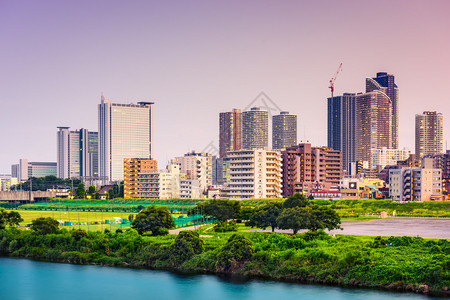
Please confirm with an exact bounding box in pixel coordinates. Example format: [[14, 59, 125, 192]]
[[10, 176, 82, 192]]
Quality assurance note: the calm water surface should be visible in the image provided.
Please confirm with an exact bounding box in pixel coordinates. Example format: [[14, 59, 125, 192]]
[[0, 258, 438, 300]]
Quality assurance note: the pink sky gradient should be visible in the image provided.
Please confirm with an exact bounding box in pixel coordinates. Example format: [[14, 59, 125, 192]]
[[1, 0, 449, 173]]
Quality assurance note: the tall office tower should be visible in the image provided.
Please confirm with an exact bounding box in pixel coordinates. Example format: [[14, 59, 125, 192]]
[[366, 72, 399, 148], [355, 91, 392, 162], [174, 151, 212, 192], [272, 111, 297, 150], [281, 143, 342, 197], [99, 95, 154, 182], [242, 107, 268, 150], [327, 93, 356, 172], [57, 127, 99, 179], [227, 149, 282, 199], [219, 109, 242, 158], [415, 111, 443, 158]]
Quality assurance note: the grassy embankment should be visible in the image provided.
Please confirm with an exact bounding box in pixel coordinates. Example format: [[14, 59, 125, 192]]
[[0, 224, 448, 297]]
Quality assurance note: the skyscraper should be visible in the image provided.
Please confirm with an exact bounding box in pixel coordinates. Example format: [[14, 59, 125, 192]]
[[219, 109, 242, 158], [272, 111, 297, 150], [327, 93, 356, 172], [366, 72, 399, 148], [355, 91, 392, 162], [57, 127, 99, 179], [415, 111, 443, 158], [242, 107, 268, 150], [99, 95, 154, 182]]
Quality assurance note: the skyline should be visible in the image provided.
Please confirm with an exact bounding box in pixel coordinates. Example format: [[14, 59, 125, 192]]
[[1, 0, 450, 174]]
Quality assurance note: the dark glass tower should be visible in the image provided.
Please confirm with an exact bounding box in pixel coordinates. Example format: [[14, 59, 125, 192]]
[[327, 93, 356, 173]]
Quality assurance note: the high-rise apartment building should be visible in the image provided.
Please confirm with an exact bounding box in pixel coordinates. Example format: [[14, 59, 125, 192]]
[[227, 149, 282, 199], [281, 143, 342, 197], [272, 111, 297, 150], [366, 72, 399, 148], [57, 127, 98, 179], [123, 158, 157, 198], [99, 95, 154, 182], [415, 111, 443, 158], [327, 93, 356, 172], [219, 109, 242, 158], [355, 91, 392, 162], [242, 107, 268, 150], [174, 152, 212, 192]]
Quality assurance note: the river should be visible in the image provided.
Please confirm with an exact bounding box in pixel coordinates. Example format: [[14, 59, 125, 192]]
[[0, 258, 438, 300]]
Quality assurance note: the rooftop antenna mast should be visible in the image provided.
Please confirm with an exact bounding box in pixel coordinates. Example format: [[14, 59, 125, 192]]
[[329, 63, 343, 99]]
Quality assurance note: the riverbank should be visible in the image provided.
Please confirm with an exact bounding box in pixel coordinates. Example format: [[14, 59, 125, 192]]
[[0, 227, 448, 297]]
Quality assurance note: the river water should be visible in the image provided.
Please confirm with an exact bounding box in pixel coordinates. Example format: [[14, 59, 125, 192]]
[[0, 258, 438, 300]]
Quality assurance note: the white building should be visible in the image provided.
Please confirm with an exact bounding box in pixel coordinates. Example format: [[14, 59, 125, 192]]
[[389, 159, 442, 202], [57, 127, 98, 179], [175, 152, 212, 192], [99, 95, 154, 182], [370, 147, 410, 170], [180, 179, 201, 199], [227, 149, 282, 199], [138, 163, 186, 199]]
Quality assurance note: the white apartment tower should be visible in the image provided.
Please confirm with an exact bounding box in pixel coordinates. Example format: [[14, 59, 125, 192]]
[[175, 152, 212, 192], [227, 149, 282, 199], [99, 95, 154, 182]]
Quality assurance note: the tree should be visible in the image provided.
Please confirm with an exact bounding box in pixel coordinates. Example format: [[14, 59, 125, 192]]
[[76, 182, 86, 199], [169, 231, 204, 263], [87, 185, 96, 196], [131, 206, 175, 235], [7, 211, 23, 227], [0, 209, 8, 229], [283, 193, 311, 209], [216, 234, 254, 271], [247, 202, 282, 232], [31, 217, 60, 235], [190, 200, 240, 222], [277, 206, 313, 234], [309, 205, 341, 231]]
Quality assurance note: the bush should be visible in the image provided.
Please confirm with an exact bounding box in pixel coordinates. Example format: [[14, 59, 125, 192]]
[[131, 206, 175, 235], [213, 221, 237, 233], [71, 229, 88, 240], [216, 234, 254, 271], [170, 231, 204, 264], [30, 217, 59, 235]]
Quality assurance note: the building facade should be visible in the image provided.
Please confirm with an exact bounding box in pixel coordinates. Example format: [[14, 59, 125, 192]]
[[356, 91, 392, 162], [242, 107, 268, 150], [123, 158, 157, 198], [370, 147, 410, 171], [415, 111, 443, 158], [327, 93, 356, 173], [281, 143, 342, 197], [11, 159, 57, 181], [174, 152, 212, 192], [57, 127, 98, 179], [366, 72, 399, 149], [227, 149, 282, 199], [272, 111, 297, 150], [219, 109, 242, 158], [99, 95, 154, 182]]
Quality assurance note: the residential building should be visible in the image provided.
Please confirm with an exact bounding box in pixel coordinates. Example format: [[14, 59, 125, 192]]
[[219, 109, 242, 158], [370, 147, 410, 171], [57, 127, 98, 179], [175, 152, 212, 192], [415, 111, 443, 158], [212, 156, 224, 185], [389, 158, 442, 202], [138, 163, 185, 199], [281, 143, 342, 197], [99, 95, 154, 182], [227, 149, 282, 199], [180, 179, 201, 199], [356, 91, 392, 162], [327, 93, 357, 172], [123, 158, 157, 198], [272, 111, 297, 150], [242, 107, 268, 150], [366, 72, 399, 149]]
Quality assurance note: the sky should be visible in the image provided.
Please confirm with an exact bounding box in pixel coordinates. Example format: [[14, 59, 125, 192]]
[[1, 0, 450, 173]]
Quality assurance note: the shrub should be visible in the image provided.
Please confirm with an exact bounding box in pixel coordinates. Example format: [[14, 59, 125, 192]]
[[216, 234, 254, 271], [213, 221, 237, 233]]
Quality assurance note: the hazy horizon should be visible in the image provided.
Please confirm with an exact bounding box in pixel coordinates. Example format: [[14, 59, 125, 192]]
[[1, 0, 449, 174]]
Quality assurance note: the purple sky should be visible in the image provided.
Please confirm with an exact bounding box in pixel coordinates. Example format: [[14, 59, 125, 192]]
[[1, 0, 450, 173]]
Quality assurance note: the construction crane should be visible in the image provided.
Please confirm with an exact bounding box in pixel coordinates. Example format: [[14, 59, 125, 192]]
[[329, 63, 343, 99]]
